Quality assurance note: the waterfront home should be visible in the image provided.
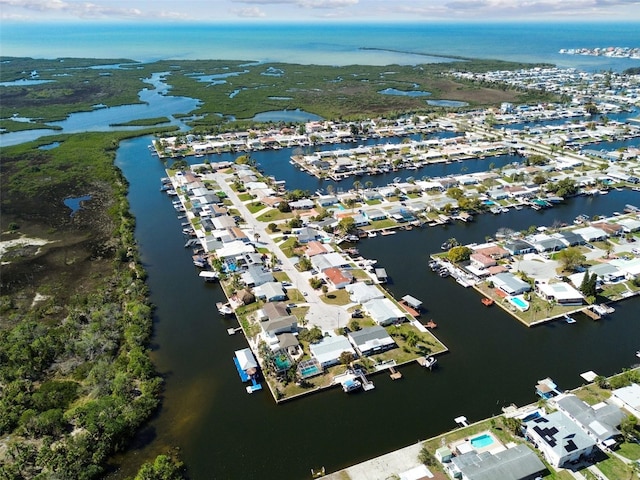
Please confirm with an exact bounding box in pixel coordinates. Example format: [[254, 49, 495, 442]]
[[316, 194, 338, 207], [591, 221, 624, 237], [309, 335, 357, 368], [214, 240, 255, 261], [528, 234, 567, 253], [310, 252, 351, 272], [610, 257, 640, 279], [363, 208, 387, 221], [259, 302, 289, 322], [503, 239, 535, 256], [289, 199, 315, 210], [615, 217, 640, 233], [536, 282, 584, 306], [261, 315, 298, 351], [488, 272, 532, 296], [212, 215, 237, 230], [525, 411, 596, 468], [470, 252, 497, 270], [362, 298, 405, 326], [555, 394, 625, 449], [445, 444, 546, 480], [241, 265, 274, 288], [347, 326, 396, 356], [472, 243, 510, 260], [346, 282, 385, 304], [254, 282, 287, 302], [609, 383, 640, 419], [323, 267, 353, 290], [552, 230, 585, 247]]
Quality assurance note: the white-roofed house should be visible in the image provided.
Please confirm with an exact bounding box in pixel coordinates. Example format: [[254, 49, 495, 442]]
[[311, 252, 351, 272], [573, 225, 609, 242], [345, 282, 385, 304], [610, 383, 640, 419], [488, 272, 531, 296], [536, 282, 584, 306], [362, 297, 405, 326], [525, 411, 596, 468], [309, 335, 357, 368]]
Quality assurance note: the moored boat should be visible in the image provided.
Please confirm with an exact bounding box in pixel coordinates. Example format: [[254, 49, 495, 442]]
[[481, 298, 494, 306]]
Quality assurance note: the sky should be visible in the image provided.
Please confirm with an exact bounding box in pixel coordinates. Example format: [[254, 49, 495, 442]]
[[1, 0, 639, 22]]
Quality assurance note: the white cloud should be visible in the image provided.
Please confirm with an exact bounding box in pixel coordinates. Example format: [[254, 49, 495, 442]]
[[0, 0, 144, 18], [232, 0, 359, 8], [233, 6, 267, 17]]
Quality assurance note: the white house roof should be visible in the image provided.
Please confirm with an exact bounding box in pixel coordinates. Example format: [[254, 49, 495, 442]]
[[611, 383, 640, 412], [309, 335, 356, 366], [235, 348, 258, 371], [537, 282, 583, 301], [363, 297, 405, 325], [311, 252, 350, 272], [215, 240, 255, 259], [346, 282, 385, 304], [573, 225, 608, 241]]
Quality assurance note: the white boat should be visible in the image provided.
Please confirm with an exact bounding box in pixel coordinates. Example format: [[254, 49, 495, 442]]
[[217, 302, 234, 315], [564, 314, 576, 324], [367, 231, 377, 238], [421, 356, 437, 369], [636, 350, 640, 359]]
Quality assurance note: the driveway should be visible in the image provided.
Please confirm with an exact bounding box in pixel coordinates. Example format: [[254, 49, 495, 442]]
[[209, 170, 348, 332]]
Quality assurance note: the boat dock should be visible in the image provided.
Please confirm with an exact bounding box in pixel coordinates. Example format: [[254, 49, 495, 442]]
[[333, 369, 375, 392], [416, 355, 438, 370]]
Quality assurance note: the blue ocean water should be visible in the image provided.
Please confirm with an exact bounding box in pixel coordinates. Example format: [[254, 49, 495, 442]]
[[1, 22, 639, 71]]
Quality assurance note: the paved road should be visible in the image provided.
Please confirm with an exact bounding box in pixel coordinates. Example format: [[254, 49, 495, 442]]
[[209, 169, 348, 332]]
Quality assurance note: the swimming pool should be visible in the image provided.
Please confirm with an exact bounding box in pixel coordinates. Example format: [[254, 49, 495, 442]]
[[470, 434, 495, 449], [508, 295, 530, 312]]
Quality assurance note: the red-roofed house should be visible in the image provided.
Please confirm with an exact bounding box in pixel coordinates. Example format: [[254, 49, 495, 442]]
[[323, 267, 353, 289]]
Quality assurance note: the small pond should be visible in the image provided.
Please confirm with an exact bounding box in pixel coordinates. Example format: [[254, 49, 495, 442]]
[[63, 195, 92, 217], [252, 109, 322, 122], [379, 88, 431, 97], [427, 99, 469, 107]]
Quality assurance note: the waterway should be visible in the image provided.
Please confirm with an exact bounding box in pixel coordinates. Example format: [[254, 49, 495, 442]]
[[111, 135, 640, 479]]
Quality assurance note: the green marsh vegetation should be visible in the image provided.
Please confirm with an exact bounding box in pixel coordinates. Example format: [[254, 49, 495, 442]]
[[0, 129, 179, 479]]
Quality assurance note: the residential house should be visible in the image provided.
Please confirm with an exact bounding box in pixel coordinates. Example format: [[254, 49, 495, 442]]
[[348, 326, 396, 356], [254, 282, 287, 302], [489, 272, 532, 296], [609, 383, 640, 419], [525, 412, 596, 468], [345, 282, 385, 304], [446, 444, 546, 480], [240, 265, 274, 288], [536, 282, 584, 306], [503, 239, 535, 256], [309, 335, 357, 368], [323, 267, 353, 289], [362, 297, 405, 326], [555, 394, 625, 449]]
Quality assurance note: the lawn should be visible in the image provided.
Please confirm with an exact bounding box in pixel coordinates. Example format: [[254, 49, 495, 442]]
[[320, 289, 351, 306], [257, 209, 293, 222]]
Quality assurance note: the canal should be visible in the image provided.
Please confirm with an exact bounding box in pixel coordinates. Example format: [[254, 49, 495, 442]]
[[111, 135, 640, 479]]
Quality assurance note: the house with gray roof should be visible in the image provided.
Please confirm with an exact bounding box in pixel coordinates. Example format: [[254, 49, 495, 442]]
[[254, 282, 287, 302], [489, 272, 531, 296], [348, 325, 396, 356], [503, 239, 535, 255], [525, 411, 596, 467], [555, 394, 625, 448], [447, 444, 546, 480], [261, 315, 298, 351], [240, 265, 274, 288], [552, 231, 585, 247]]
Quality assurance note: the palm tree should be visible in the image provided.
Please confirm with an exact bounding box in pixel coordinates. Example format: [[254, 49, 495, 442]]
[[353, 180, 362, 197]]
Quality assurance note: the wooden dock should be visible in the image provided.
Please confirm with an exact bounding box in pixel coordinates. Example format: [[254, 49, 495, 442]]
[[389, 366, 403, 380], [582, 308, 601, 321]]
